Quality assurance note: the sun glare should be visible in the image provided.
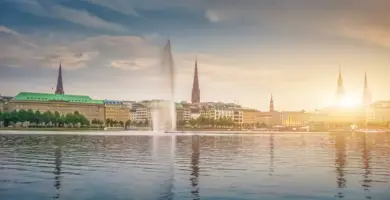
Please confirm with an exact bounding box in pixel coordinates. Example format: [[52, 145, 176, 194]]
[[337, 97, 360, 108]]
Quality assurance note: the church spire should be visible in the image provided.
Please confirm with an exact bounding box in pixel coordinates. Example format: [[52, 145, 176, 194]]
[[55, 62, 64, 95], [335, 67, 345, 103], [269, 94, 274, 112], [362, 72, 372, 105], [191, 58, 200, 104]]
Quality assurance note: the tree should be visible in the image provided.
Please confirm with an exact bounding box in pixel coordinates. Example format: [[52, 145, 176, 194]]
[[125, 120, 131, 129], [119, 121, 124, 127]]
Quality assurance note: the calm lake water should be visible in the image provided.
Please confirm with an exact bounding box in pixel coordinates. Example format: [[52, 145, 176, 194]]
[[0, 132, 389, 200]]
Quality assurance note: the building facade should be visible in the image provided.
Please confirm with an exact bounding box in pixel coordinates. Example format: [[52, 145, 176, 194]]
[[242, 108, 260, 125], [280, 111, 311, 127], [104, 100, 130, 123], [9, 92, 105, 122], [198, 102, 243, 124], [366, 101, 390, 124]]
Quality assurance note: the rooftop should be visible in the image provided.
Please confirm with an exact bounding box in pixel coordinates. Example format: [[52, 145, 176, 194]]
[[14, 92, 104, 104]]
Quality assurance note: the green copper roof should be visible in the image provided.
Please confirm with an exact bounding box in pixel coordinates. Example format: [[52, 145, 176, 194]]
[[14, 92, 104, 104]]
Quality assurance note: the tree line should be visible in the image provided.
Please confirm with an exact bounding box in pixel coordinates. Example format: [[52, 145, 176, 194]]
[[0, 109, 89, 127], [177, 116, 237, 128]]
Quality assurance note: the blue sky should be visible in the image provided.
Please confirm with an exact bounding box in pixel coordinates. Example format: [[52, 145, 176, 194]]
[[1, 0, 390, 110]]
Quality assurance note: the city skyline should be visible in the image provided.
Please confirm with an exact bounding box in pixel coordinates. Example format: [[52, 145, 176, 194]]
[[1, 0, 390, 111]]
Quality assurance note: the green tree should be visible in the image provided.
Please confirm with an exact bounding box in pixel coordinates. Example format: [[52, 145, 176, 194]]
[[1, 112, 11, 127], [125, 120, 131, 129]]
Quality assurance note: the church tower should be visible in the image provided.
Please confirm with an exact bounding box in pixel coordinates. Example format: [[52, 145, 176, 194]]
[[191, 59, 200, 104], [362, 72, 372, 105], [55, 62, 64, 95], [335, 68, 345, 103], [269, 94, 274, 112]]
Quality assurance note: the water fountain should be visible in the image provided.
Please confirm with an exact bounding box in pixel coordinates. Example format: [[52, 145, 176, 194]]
[[151, 40, 177, 133]]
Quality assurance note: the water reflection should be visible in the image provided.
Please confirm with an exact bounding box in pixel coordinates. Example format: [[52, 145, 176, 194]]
[[190, 136, 200, 200], [53, 137, 63, 199], [0, 133, 389, 200], [361, 134, 372, 199], [269, 134, 274, 176], [334, 134, 347, 198]]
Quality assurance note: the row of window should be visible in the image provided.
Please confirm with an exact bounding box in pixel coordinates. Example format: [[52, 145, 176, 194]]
[[25, 97, 89, 103]]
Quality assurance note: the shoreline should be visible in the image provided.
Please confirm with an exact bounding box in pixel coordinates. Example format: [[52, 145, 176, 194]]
[[0, 128, 331, 136]]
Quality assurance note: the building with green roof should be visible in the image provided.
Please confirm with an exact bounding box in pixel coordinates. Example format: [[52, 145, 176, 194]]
[[14, 92, 104, 104], [9, 92, 105, 122]]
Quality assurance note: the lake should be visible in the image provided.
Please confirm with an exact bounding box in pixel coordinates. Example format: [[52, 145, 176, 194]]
[[0, 132, 389, 200]]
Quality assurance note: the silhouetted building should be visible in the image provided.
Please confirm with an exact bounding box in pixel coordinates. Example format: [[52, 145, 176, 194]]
[[362, 72, 372, 105], [191, 59, 200, 104], [335, 68, 345, 103], [55, 63, 64, 95], [269, 94, 274, 112]]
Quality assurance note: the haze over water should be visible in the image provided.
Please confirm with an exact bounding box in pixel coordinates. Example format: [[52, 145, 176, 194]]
[[1, 132, 390, 200]]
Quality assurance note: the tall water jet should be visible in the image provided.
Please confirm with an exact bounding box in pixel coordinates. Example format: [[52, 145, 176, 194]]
[[151, 40, 176, 132], [165, 40, 177, 131]]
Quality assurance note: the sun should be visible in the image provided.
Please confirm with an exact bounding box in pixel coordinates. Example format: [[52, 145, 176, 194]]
[[337, 96, 360, 108]]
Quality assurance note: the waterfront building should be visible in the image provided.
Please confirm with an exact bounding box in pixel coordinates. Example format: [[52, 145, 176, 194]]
[[242, 108, 261, 127], [310, 107, 365, 130], [256, 112, 273, 127], [122, 101, 137, 110], [280, 111, 310, 127], [9, 92, 105, 122], [191, 59, 200, 104], [176, 103, 191, 122], [199, 102, 243, 124], [104, 100, 130, 123], [0, 95, 13, 112], [366, 101, 390, 125], [132, 104, 150, 122]]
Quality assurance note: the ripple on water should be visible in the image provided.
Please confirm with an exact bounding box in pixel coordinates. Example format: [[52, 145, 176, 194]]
[[1, 133, 390, 200]]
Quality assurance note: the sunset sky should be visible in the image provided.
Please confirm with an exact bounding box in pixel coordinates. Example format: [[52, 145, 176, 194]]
[[1, 0, 390, 111]]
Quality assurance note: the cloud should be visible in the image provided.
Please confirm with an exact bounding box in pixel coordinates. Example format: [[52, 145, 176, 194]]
[[200, 0, 390, 48], [0, 29, 160, 70], [50, 5, 126, 32], [85, 0, 139, 16], [8, 0, 126, 32], [340, 26, 390, 48], [108, 58, 158, 70], [205, 10, 223, 23], [0, 26, 20, 36]]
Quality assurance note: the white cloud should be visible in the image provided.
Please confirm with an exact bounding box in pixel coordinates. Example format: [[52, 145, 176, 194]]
[[109, 58, 158, 70], [0, 26, 20, 36], [85, 0, 139, 16], [51, 5, 126, 32]]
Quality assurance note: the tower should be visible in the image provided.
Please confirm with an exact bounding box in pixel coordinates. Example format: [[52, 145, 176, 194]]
[[269, 94, 274, 112], [55, 62, 64, 95], [362, 72, 372, 105], [335, 68, 345, 103], [191, 59, 200, 104]]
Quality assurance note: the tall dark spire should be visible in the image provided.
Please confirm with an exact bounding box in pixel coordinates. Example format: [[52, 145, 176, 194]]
[[191, 59, 200, 104], [269, 94, 274, 112], [335, 67, 345, 103], [362, 72, 372, 105], [55, 62, 64, 95]]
